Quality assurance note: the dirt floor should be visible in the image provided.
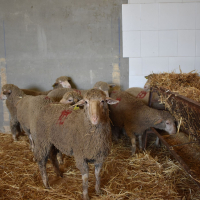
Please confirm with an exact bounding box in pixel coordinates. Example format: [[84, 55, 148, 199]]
[[0, 132, 200, 200]]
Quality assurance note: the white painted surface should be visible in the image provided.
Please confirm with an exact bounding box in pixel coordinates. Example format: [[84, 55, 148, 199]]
[[142, 57, 169, 75], [141, 4, 158, 30], [141, 31, 158, 56], [178, 30, 195, 56], [159, 31, 178, 56], [129, 58, 142, 76], [123, 1, 200, 88], [169, 57, 195, 72], [123, 31, 141, 57], [122, 4, 141, 31], [196, 31, 200, 56]]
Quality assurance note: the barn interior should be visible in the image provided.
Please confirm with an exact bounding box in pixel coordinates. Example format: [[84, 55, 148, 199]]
[[1, 0, 200, 199]]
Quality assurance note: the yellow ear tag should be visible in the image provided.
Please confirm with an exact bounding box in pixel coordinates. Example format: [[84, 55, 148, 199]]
[[74, 105, 79, 110]]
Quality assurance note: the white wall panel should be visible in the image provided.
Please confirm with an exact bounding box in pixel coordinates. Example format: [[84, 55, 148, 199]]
[[169, 57, 195, 72], [123, 31, 141, 57], [196, 30, 200, 56], [159, 31, 178, 56], [141, 31, 158, 56], [177, 3, 196, 29], [159, 4, 179, 30], [178, 30, 195, 56], [129, 58, 143, 76], [122, 4, 141, 31], [123, 2, 200, 88], [195, 57, 200, 70], [141, 4, 158, 30], [142, 57, 169, 75], [129, 75, 147, 88], [196, 4, 200, 29]]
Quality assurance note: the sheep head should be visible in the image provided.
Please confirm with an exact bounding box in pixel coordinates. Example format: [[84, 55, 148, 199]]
[[93, 81, 115, 97], [0, 84, 24, 100], [60, 91, 83, 105], [74, 89, 119, 125], [154, 111, 176, 135], [52, 76, 71, 89]]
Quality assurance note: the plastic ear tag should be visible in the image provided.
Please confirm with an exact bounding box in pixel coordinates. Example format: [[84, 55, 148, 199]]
[[74, 105, 79, 110]]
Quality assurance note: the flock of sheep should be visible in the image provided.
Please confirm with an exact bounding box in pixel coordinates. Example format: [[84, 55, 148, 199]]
[[0, 76, 176, 200]]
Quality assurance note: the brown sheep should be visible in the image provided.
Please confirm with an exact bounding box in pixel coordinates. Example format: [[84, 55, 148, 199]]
[[31, 89, 119, 200], [52, 76, 72, 89], [21, 76, 72, 96], [125, 87, 165, 110], [0, 84, 54, 147], [109, 90, 176, 154], [47, 81, 115, 102]]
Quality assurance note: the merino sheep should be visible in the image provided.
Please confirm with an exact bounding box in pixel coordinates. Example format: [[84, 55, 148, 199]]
[[21, 76, 72, 96], [47, 81, 115, 101], [0, 85, 24, 140], [52, 76, 72, 89], [31, 89, 118, 200], [0, 84, 54, 147], [126, 87, 165, 110], [60, 90, 83, 104], [109, 90, 176, 154]]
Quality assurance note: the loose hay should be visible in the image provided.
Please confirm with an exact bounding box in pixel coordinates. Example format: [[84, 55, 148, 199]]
[[0, 133, 200, 200]]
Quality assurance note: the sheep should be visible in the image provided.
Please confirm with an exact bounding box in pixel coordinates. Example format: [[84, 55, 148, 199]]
[[0, 84, 53, 146], [47, 81, 115, 101], [21, 76, 72, 96], [126, 87, 165, 110], [0, 85, 24, 140], [52, 76, 72, 89], [109, 90, 176, 154], [31, 89, 119, 200], [60, 90, 83, 104]]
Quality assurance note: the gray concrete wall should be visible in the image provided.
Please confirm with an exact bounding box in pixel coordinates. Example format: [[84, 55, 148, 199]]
[[0, 0, 128, 133]]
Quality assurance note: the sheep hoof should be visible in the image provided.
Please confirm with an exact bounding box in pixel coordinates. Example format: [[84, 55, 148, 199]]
[[58, 159, 63, 165], [83, 194, 90, 200], [95, 189, 102, 195], [12, 136, 18, 141]]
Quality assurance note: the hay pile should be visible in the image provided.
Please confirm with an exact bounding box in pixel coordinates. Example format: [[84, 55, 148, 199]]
[[0, 133, 200, 199], [146, 71, 200, 102]]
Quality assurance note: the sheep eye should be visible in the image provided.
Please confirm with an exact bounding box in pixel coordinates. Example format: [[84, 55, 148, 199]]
[[85, 101, 88, 104], [101, 100, 104, 103]]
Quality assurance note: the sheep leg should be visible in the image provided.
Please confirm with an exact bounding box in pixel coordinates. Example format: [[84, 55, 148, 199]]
[[155, 137, 160, 147], [38, 158, 49, 188], [57, 151, 63, 165], [10, 119, 20, 141], [49, 146, 63, 177], [131, 133, 136, 155], [76, 160, 90, 200], [138, 135, 143, 151], [95, 163, 102, 195]]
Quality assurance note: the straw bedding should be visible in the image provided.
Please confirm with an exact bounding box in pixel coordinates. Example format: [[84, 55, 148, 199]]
[[0, 132, 200, 200]]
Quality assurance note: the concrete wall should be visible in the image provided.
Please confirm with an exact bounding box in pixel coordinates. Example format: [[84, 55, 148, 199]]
[[0, 0, 128, 133], [123, 0, 200, 88]]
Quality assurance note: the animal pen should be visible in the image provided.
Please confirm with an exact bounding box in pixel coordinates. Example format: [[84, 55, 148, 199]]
[[147, 86, 200, 189], [1, 88, 200, 199]]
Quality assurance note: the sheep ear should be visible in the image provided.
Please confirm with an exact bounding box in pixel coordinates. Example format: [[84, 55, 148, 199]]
[[109, 84, 116, 88], [154, 119, 163, 125], [73, 99, 85, 107], [52, 83, 59, 87], [106, 97, 119, 105]]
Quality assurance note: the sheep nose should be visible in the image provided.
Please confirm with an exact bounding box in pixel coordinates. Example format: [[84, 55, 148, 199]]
[[92, 115, 99, 124]]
